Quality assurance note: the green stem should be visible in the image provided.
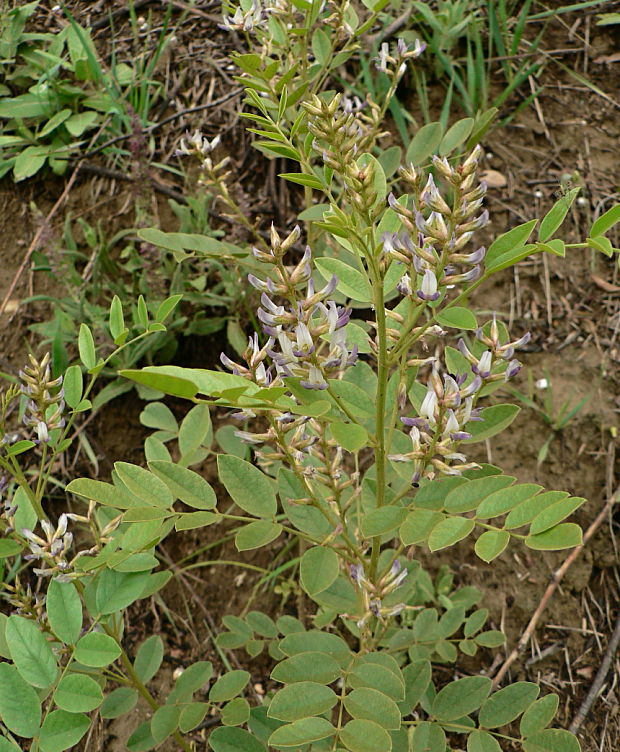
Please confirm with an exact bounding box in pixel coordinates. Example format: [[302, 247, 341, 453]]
[[369, 253, 389, 582]]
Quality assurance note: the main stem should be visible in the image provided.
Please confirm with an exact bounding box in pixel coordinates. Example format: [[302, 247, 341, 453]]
[[369, 254, 388, 582]]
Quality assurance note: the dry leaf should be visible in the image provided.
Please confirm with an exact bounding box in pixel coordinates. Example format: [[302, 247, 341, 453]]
[[591, 274, 620, 293], [480, 169, 507, 188], [594, 52, 620, 64]]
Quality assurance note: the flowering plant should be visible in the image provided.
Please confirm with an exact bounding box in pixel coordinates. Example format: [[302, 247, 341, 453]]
[[114, 94, 594, 749]]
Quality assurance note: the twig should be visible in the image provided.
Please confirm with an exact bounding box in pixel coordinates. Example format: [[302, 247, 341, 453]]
[[569, 607, 620, 733], [79, 89, 242, 162], [0, 166, 81, 320], [492, 487, 619, 687], [371, 6, 413, 45], [76, 162, 187, 203]]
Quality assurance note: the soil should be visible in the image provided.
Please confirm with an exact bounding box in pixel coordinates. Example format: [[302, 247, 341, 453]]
[[2, 1, 620, 750]]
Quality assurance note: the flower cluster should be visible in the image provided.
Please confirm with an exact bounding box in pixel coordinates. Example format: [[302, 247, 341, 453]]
[[391, 322, 530, 483], [19, 353, 65, 444], [22, 514, 74, 578], [375, 38, 426, 76], [221, 225, 357, 393], [384, 145, 489, 305], [304, 94, 385, 212], [220, 0, 264, 32], [349, 559, 409, 629]]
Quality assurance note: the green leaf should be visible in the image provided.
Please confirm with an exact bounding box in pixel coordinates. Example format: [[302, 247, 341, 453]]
[[6, 614, 58, 689], [348, 657, 405, 702], [400, 509, 444, 545], [246, 611, 277, 638], [300, 547, 340, 597], [329, 421, 368, 452], [108, 295, 125, 341], [267, 681, 337, 722], [435, 306, 478, 330], [100, 687, 139, 719], [432, 676, 492, 721], [121, 367, 198, 399], [179, 702, 210, 732], [520, 694, 559, 737], [220, 697, 249, 726], [155, 294, 183, 324], [268, 717, 336, 747], [525, 523, 582, 551], [413, 477, 467, 510], [271, 651, 341, 685], [315, 258, 372, 303], [529, 497, 585, 535], [0, 739, 20, 752], [312, 27, 331, 64], [39, 710, 89, 752], [590, 203, 620, 238], [412, 722, 446, 752], [172, 661, 213, 702], [95, 570, 150, 614], [362, 507, 408, 537], [66, 477, 135, 509], [328, 379, 375, 417], [14, 147, 47, 181], [53, 674, 104, 712], [176, 510, 220, 531], [406, 121, 444, 165], [127, 720, 156, 752], [475, 631, 505, 648], [114, 462, 173, 509], [344, 688, 401, 730], [178, 403, 212, 459], [209, 727, 267, 752], [209, 670, 250, 702], [74, 632, 121, 667], [464, 609, 489, 637], [523, 729, 581, 752], [149, 461, 216, 509], [140, 402, 178, 432], [235, 520, 282, 550], [279, 630, 351, 665], [339, 719, 392, 752], [474, 530, 509, 562], [151, 704, 180, 744], [439, 117, 475, 155], [218, 455, 276, 517], [78, 323, 96, 370], [0, 94, 53, 119], [479, 682, 539, 728], [476, 484, 541, 519], [0, 663, 41, 738], [539, 188, 580, 242], [63, 364, 83, 409], [587, 236, 614, 256], [505, 491, 568, 530], [279, 172, 324, 189], [134, 635, 164, 683], [65, 110, 98, 137], [123, 506, 170, 522], [428, 516, 475, 551], [462, 404, 520, 443], [0, 539, 22, 558], [486, 219, 538, 267], [467, 730, 501, 752]]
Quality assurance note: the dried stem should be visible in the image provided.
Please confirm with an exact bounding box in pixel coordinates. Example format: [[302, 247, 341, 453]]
[[492, 487, 619, 687]]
